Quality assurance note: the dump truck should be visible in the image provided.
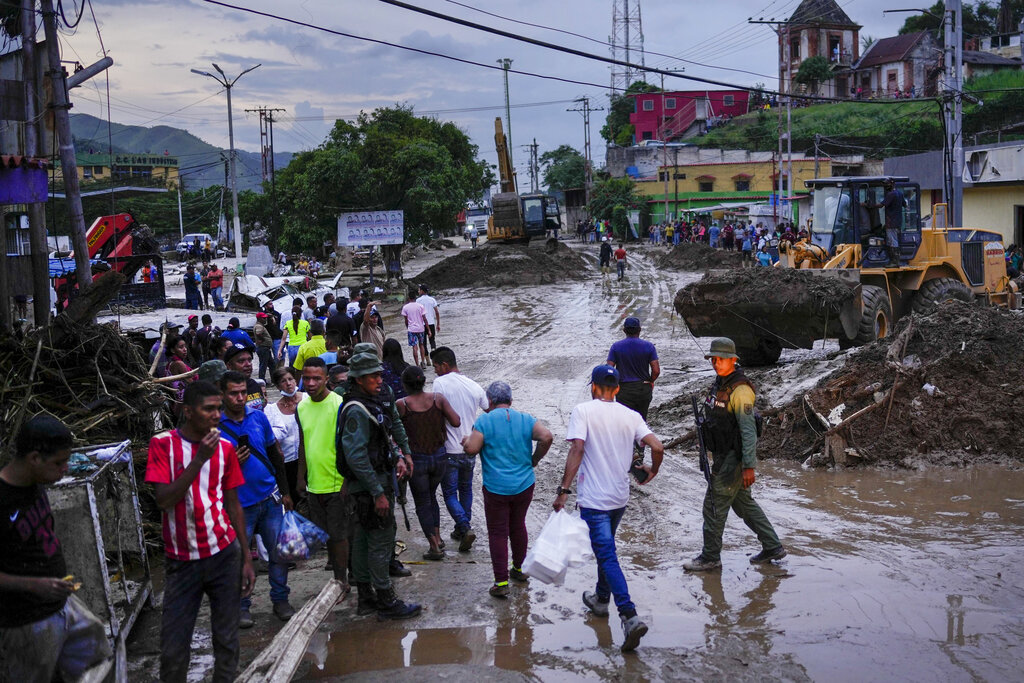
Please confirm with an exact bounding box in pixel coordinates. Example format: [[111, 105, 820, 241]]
[[676, 176, 1019, 366], [487, 118, 561, 244]]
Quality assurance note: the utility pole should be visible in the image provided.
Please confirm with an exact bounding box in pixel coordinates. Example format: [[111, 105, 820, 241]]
[[750, 17, 795, 226], [568, 97, 603, 210], [41, 0, 92, 291], [526, 139, 539, 193], [657, 69, 684, 223], [246, 106, 285, 183], [948, 0, 964, 227], [192, 63, 260, 259], [814, 133, 821, 179]]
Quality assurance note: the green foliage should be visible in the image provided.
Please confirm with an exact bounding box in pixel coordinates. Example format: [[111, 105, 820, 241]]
[[749, 83, 770, 109], [611, 205, 628, 239], [540, 145, 586, 192], [896, 1, 1023, 42], [272, 106, 493, 249], [600, 81, 661, 145], [588, 177, 644, 221], [795, 56, 833, 94]]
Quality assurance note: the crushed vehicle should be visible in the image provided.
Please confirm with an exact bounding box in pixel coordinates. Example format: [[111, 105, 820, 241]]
[[226, 273, 342, 312]]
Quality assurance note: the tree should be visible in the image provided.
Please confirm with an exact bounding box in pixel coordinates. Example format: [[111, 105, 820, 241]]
[[588, 176, 645, 222], [540, 145, 586, 192], [795, 56, 833, 95], [897, 1, 1004, 43], [749, 82, 770, 109], [861, 35, 877, 52], [601, 81, 661, 145], [271, 106, 494, 249]]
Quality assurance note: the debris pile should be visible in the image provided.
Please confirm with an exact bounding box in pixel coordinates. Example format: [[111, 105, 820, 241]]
[[426, 238, 459, 251], [417, 242, 590, 289], [657, 243, 743, 271], [759, 301, 1024, 466], [0, 322, 170, 457]]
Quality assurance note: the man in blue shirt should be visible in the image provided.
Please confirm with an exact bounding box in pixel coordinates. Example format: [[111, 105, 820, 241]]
[[221, 318, 255, 347], [218, 371, 294, 627], [606, 317, 660, 422]]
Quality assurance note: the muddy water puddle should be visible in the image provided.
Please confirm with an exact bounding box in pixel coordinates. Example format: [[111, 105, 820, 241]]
[[293, 251, 1024, 681]]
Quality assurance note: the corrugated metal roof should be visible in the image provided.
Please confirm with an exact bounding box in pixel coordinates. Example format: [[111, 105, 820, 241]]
[[963, 50, 1021, 65], [857, 32, 928, 69]]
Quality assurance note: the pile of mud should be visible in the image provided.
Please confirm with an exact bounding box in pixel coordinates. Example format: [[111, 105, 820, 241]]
[[677, 268, 856, 306], [657, 243, 742, 271], [417, 241, 590, 289], [760, 301, 1024, 467], [426, 238, 459, 250]]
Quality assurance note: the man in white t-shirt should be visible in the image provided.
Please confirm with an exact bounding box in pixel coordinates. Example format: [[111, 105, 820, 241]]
[[430, 346, 488, 552], [554, 365, 664, 653], [416, 284, 440, 354], [401, 290, 428, 368]]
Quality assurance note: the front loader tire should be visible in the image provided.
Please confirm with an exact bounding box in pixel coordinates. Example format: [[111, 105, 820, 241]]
[[855, 285, 892, 344], [737, 335, 783, 367], [911, 277, 974, 316]]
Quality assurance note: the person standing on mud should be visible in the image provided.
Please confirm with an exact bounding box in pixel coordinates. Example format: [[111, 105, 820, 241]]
[[614, 243, 628, 281], [430, 347, 488, 551], [683, 338, 786, 572], [606, 317, 660, 423], [554, 365, 664, 653], [599, 239, 613, 278], [462, 382, 553, 599]]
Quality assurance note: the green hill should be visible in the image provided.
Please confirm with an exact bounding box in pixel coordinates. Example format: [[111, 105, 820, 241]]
[[70, 113, 294, 191], [697, 71, 1024, 158]]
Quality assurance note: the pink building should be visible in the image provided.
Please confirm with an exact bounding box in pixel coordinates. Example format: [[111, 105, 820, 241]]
[[628, 90, 750, 143]]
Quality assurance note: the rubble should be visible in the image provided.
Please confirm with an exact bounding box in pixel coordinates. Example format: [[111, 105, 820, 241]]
[[756, 301, 1024, 466], [657, 243, 743, 270], [417, 241, 591, 289]]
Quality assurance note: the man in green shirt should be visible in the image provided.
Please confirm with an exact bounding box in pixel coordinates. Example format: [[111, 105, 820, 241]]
[[294, 319, 327, 372], [341, 352, 420, 620], [295, 358, 349, 588]]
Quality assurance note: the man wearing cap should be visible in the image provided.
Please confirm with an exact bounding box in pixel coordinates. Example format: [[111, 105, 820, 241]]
[[340, 351, 421, 619], [555, 365, 664, 652], [683, 338, 786, 572], [224, 343, 267, 412], [606, 317, 660, 423], [294, 319, 327, 372], [416, 284, 440, 353], [253, 312, 276, 383], [221, 318, 255, 348]]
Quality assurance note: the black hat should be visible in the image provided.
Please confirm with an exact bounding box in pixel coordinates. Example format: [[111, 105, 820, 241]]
[[223, 342, 255, 364]]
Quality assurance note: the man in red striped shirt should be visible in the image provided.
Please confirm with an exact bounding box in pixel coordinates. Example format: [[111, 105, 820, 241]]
[[146, 381, 255, 683]]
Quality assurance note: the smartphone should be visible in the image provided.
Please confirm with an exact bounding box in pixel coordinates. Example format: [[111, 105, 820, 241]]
[[237, 435, 250, 450], [629, 457, 649, 484]]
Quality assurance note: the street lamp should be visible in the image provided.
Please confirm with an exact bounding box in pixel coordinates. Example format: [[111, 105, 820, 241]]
[[191, 63, 261, 259]]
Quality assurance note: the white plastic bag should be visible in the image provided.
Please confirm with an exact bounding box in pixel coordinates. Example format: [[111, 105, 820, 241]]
[[522, 509, 594, 586]]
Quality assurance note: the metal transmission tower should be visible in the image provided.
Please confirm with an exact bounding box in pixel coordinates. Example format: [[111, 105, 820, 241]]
[[609, 0, 646, 93], [246, 107, 285, 183], [568, 97, 603, 207]]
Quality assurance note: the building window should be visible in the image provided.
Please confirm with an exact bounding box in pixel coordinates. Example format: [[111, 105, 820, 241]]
[[723, 95, 735, 106], [665, 97, 676, 109], [642, 99, 655, 111], [93, 166, 104, 176], [699, 181, 714, 192], [83, 167, 93, 178], [735, 180, 750, 191], [641, 131, 653, 140], [5, 213, 30, 256], [790, 38, 800, 61]]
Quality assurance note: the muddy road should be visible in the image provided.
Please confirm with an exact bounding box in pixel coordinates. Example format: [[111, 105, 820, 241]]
[[126, 242, 1024, 681]]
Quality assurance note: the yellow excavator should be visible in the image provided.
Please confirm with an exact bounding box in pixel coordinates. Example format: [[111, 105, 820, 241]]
[[487, 118, 562, 244], [677, 176, 1019, 365]]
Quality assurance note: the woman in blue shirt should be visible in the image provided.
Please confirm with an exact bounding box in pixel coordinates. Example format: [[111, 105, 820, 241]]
[[463, 382, 553, 598]]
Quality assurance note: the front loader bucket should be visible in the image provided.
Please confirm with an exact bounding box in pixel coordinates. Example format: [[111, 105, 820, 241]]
[[675, 269, 862, 362]]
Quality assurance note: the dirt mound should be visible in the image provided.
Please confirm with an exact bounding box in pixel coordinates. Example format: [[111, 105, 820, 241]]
[[759, 301, 1024, 467], [657, 243, 743, 270], [417, 242, 590, 289], [427, 239, 459, 250]]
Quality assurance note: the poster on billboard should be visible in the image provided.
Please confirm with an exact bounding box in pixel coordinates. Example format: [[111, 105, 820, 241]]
[[337, 210, 404, 246]]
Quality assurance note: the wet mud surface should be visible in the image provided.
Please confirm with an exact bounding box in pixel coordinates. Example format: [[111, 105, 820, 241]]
[[657, 242, 743, 271], [128, 242, 1024, 681]]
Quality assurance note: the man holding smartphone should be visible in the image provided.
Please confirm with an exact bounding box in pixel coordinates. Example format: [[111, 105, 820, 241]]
[[218, 371, 294, 627]]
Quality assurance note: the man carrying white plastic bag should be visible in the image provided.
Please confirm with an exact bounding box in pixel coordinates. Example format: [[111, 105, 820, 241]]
[[521, 509, 593, 586], [552, 365, 664, 653]]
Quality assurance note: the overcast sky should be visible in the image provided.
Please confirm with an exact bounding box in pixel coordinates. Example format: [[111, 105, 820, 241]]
[[64, 0, 906, 183]]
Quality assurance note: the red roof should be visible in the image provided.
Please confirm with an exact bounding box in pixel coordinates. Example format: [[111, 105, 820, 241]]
[[857, 32, 928, 69]]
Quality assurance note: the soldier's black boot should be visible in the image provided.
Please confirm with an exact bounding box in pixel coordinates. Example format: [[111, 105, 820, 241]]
[[376, 586, 422, 620], [356, 583, 379, 616]]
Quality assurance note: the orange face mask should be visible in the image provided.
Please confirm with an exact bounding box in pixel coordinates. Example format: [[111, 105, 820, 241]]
[[710, 356, 737, 376]]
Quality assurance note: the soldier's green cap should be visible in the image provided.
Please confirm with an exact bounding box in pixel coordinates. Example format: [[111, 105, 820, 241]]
[[704, 337, 738, 360], [352, 343, 378, 357], [197, 360, 228, 383], [348, 352, 383, 378]]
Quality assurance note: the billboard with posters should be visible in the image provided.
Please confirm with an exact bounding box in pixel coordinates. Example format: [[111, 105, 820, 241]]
[[337, 210, 404, 246]]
